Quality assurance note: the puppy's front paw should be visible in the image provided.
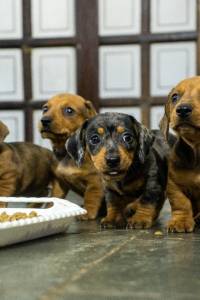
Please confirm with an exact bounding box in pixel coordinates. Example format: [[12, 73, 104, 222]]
[[127, 214, 153, 229], [124, 201, 138, 218], [167, 217, 195, 233], [101, 215, 126, 229], [76, 212, 97, 221]]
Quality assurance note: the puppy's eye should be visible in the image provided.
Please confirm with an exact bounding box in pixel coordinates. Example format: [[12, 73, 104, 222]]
[[90, 135, 101, 145], [171, 93, 180, 103], [123, 133, 133, 144], [42, 106, 48, 113], [63, 107, 75, 116]]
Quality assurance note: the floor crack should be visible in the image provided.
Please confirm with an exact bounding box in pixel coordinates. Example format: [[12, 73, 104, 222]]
[[40, 235, 136, 300]]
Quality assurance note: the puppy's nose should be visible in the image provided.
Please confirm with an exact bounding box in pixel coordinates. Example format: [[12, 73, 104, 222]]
[[106, 156, 120, 168], [41, 116, 52, 128], [176, 104, 192, 118]]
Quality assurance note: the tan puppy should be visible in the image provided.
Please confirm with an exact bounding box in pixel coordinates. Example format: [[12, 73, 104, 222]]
[[39, 94, 96, 159], [0, 121, 64, 208], [160, 76, 200, 232], [39, 93, 104, 220]]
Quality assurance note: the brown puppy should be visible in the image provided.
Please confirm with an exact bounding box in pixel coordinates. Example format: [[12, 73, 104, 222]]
[[0, 121, 64, 207], [39, 93, 96, 159], [160, 76, 200, 232], [39, 93, 104, 220]]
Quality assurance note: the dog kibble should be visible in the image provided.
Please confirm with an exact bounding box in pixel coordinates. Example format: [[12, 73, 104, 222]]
[[0, 211, 38, 222], [154, 231, 163, 236]]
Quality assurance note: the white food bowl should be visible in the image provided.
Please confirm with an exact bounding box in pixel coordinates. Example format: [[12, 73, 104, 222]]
[[0, 197, 86, 247]]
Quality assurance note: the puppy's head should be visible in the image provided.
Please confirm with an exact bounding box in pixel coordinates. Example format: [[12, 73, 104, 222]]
[[66, 113, 154, 180], [39, 93, 96, 142], [0, 121, 9, 142], [160, 76, 200, 144]]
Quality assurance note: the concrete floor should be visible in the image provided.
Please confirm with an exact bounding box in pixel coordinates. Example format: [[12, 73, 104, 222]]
[[0, 201, 200, 300]]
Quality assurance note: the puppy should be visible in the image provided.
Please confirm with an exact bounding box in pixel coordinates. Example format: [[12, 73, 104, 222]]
[[39, 93, 104, 220], [66, 113, 168, 228], [40, 93, 96, 160], [0, 121, 64, 206], [160, 76, 200, 232]]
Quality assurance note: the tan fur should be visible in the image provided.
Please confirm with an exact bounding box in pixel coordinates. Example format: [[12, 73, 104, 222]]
[[91, 147, 107, 173], [40, 93, 104, 220], [127, 203, 158, 229], [40, 93, 96, 149], [118, 145, 134, 172], [160, 76, 200, 232], [101, 202, 126, 228], [97, 127, 104, 135], [117, 126, 125, 134]]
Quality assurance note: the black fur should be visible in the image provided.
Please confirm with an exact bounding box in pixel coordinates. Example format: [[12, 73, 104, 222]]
[[65, 121, 88, 167]]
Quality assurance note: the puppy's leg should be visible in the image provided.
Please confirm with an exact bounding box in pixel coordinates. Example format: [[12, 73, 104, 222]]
[[127, 154, 165, 229], [167, 178, 194, 233], [127, 201, 158, 229], [124, 198, 140, 217], [0, 171, 17, 207], [79, 176, 104, 220], [50, 178, 68, 198], [101, 189, 126, 228]]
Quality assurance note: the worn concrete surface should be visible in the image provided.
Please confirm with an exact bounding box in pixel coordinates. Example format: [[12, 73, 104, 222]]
[[0, 201, 200, 300]]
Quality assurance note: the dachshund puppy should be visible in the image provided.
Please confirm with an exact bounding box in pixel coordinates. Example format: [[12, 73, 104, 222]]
[[160, 76, 200, 232], [40, 93, 96, 159], [39, 93, 104, 220], [66, 113, 168, 228], [0, 121, 64, 206]]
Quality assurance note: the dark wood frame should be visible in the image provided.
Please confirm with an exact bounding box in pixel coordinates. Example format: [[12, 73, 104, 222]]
[[0, 0, 199, 141]]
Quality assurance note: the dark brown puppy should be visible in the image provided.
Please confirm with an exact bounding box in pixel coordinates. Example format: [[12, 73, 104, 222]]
[[66, 113, 168, 228], [39, 93, 104, 220], [0, 121, 64, 208], [160, 76, 200, 233]]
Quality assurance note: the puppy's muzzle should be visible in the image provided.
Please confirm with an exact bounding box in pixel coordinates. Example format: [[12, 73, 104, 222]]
[[106, 155, 120, 169], [176, 104, 192, 119], [41, 116, 52, 129]]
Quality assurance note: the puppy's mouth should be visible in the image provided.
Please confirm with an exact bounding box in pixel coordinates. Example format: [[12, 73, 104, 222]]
[[40, 129, 69, 138], [173, 122, 200, 131], [103, 170, 125, 178]]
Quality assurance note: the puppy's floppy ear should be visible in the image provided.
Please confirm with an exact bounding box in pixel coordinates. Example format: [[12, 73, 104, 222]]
[[84, 100, 97, 118], [65, 120, 88, 167], [0, 121, 9, 142], [129, 116, 154, 164], [159, 108, 169, 140], [138, 125, 155, 164], [159, 96, 171, 140]]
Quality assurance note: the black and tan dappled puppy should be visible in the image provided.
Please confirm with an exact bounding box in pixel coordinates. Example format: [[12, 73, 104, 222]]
[[160, 76, 200, 232], [66, 113, 169, 228]]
